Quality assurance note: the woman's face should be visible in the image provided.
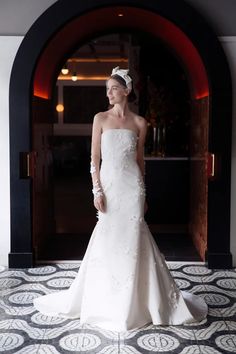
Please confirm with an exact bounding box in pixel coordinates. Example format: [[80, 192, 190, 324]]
[[106, 78, 128, 105]]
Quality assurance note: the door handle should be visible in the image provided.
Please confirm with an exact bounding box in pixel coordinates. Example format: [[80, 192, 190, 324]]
[[207, 153, 216, 179], [20, 151, 37, 179]]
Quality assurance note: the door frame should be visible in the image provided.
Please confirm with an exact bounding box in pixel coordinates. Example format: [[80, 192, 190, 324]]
[[9, 0, 232, 268]]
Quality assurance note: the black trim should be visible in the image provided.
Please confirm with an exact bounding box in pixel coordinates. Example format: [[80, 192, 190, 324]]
[[9, 0, 232, 268], [207, 252, 233, 270], [9, 253, 34, 269]]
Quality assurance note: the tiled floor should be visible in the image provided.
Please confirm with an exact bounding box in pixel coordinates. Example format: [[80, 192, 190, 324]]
[[0, 263, 236, 353]]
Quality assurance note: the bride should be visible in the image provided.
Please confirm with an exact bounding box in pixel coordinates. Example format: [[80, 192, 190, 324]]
[[33, 67, 207, 332]]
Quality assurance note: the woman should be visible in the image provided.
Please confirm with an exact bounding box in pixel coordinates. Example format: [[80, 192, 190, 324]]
[[34, 67, 207, 332]]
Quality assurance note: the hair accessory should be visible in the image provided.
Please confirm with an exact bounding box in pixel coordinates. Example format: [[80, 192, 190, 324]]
[[111, 66, 132, 90]]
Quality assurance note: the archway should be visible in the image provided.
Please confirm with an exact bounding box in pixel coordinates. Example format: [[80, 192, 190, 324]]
[[9, 0, 232, 268]]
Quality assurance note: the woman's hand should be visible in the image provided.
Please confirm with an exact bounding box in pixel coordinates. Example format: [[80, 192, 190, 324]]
[[94, 195, 106, 212]]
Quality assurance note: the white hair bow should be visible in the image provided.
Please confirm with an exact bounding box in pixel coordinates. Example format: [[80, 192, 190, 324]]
[[111, 66, 132, 90]]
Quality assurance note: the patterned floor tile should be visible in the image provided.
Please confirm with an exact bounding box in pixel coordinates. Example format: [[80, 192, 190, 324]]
[[0, 263, 236, 353], [199, 336, 236, 354], [0, 332, 25, 352]]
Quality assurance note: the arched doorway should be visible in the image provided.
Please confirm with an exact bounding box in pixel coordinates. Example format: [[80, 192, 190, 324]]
[[34, 31, 197, 262], [9, 0, 232, 268]]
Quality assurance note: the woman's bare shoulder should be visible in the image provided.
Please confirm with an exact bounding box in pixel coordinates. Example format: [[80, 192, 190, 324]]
[[134, 114, 147, 130], [93, 110, 110, 127], [94, 110, 111, 120]]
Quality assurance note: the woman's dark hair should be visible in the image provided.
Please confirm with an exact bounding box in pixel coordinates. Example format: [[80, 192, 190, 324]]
[[110, 74, 137, 102]]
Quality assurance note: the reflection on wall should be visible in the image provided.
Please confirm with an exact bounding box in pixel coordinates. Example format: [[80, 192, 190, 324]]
[[32, 96, 54, 258], [189, 97, 209, 260], [139, 35, 190, 157]]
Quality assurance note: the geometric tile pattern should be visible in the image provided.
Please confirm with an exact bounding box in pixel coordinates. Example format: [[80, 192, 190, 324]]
[[0, 263, 236, 353]]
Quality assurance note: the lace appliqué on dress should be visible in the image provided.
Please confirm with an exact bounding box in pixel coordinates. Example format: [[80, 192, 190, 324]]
[[168, 283, 180, 309]]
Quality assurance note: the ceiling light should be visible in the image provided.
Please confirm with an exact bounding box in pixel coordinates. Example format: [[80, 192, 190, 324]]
[[71, 72, 78, 81], [61, 64, 69, 75]]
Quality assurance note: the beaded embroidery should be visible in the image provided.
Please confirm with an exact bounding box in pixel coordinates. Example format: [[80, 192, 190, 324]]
[[90, 160, 96, 174], [92, 179, 104, 200]]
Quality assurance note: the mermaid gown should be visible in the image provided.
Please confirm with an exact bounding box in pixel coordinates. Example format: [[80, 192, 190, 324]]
[[33, 128, 207, 332]]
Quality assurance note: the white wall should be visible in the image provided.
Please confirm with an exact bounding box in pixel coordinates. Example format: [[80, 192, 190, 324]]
[[0, 0, 57, 35], [1, 0, 236, 36], [0, 36, 23, 266], [186, 0, 236, 36], [220, 37, 236, 266]]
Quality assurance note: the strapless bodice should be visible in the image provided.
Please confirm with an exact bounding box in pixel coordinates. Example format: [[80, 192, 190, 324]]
[[101, 129, 138, 165]]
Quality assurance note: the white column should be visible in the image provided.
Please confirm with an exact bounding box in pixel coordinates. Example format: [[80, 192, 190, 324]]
[[219, 36, 236, 266], [0, 36, 23, 266]]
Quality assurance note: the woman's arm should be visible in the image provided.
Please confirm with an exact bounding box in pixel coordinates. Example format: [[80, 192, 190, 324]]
[[136, 117, 148, 214], [136, 117, 147, 179], [90, 114, 105, 212]]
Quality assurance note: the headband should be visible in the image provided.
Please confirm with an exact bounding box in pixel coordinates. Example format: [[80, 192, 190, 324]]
[[111, 66, 132, 91]]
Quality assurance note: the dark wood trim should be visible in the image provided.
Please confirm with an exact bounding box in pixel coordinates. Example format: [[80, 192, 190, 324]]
[[9, 0, 232, 268]]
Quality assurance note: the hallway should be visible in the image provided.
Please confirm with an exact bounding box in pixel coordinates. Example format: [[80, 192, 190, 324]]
[[41, 233, 201, 262], [39, 171, 201, 262], [0, 262, 235, 353]]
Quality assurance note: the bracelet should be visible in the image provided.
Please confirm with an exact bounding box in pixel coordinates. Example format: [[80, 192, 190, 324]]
[[90, 160, 96, 174], [92, 179, 104, 200]]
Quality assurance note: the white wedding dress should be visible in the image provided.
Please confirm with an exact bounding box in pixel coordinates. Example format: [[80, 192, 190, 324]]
[[34, 128, 207, 332]]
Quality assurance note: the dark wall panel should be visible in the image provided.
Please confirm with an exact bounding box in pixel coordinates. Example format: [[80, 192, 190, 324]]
[[64, 86, 108, 123]]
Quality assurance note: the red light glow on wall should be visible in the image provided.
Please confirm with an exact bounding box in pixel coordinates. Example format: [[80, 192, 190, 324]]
[[33, 7, 209, 100]]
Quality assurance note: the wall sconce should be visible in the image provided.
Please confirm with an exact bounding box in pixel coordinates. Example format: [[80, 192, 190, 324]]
[[71, 72, 78, 81], [61, 64, 69, 75], [56, 104, 64, 112]]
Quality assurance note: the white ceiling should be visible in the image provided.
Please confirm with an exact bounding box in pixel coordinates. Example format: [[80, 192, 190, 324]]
[[0, 0, 57, 35], [0, 0, 236, 36]]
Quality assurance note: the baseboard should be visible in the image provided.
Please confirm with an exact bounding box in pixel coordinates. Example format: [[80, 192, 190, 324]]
[[8, 252, 34, 268], [206, 252, 233, 269]]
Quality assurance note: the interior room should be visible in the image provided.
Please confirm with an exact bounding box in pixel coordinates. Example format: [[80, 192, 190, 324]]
[[32, 32, 207, 262], [2, 1, 236, 352]]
